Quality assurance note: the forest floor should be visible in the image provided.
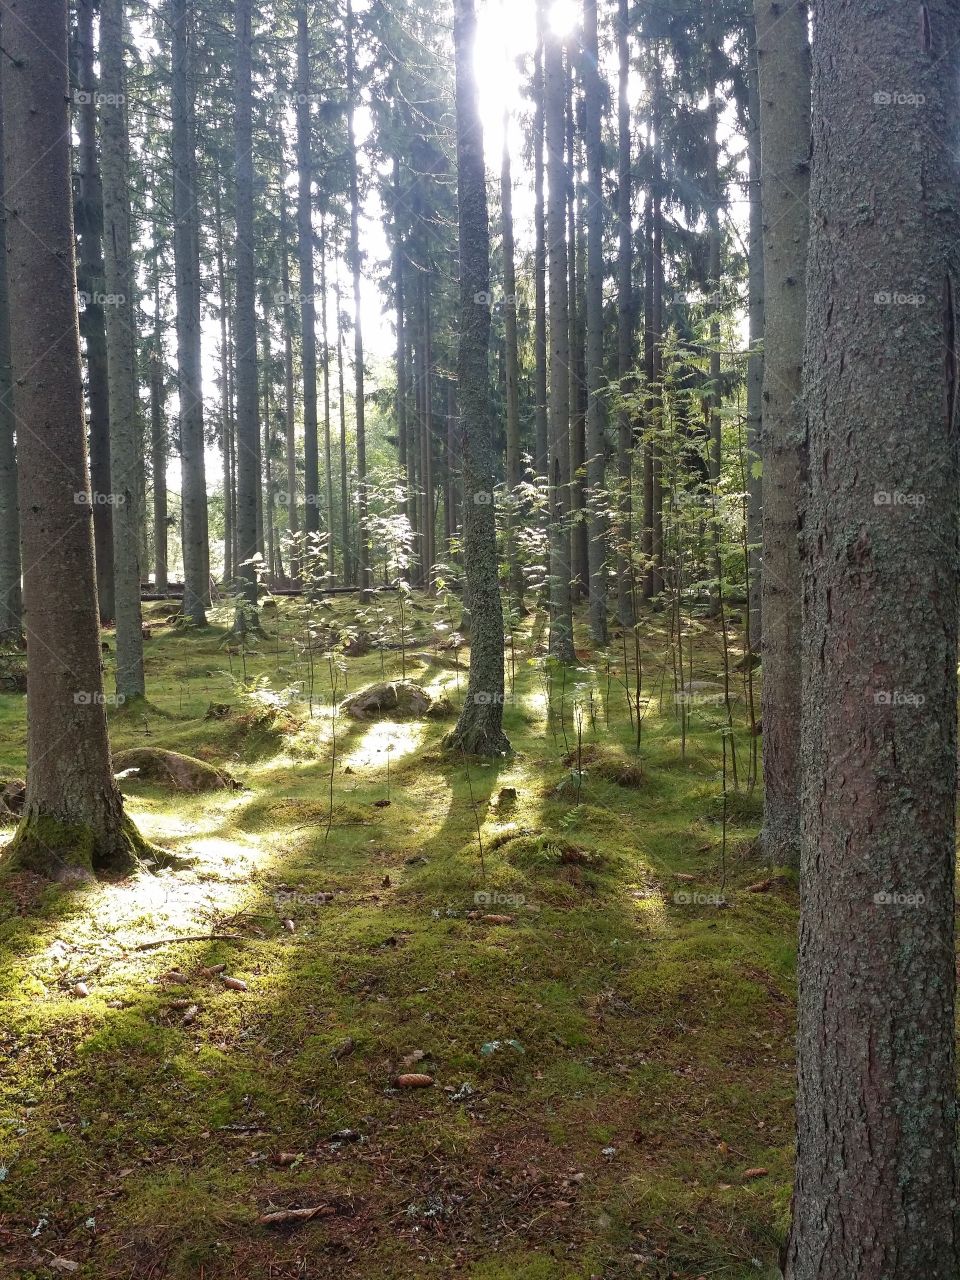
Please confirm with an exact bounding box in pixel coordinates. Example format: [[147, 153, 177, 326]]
[[0, 592, 795, 1280]]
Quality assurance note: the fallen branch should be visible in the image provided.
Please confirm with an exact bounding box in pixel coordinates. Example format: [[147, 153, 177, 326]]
[[258, 1205, 338, 1227], [132, 934, 245, 951]]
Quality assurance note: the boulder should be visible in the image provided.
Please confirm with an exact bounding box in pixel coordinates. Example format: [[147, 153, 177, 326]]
[[341, 680, 452, 721], [112, 748, 236, 793]]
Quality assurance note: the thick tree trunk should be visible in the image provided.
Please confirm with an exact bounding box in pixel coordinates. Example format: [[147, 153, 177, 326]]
[[74, 0, 114, 625], [567, 69, 587, 607], [335, 266, 352, 584], [0, 39, 21, 642], [100, 0, 145, 701], [149, 249, 168, 594], [444, 0, 509, 757], [1, 0, 152, 878], [754, 0, 809, 866], [614, 0, 633, 629], [745, 36, 763, 650], [213, 172, 234, 586], [545, 33, 575, 662], [785, 2, 960, 1273], [171, 0, 207, 625], [233, 0, 260, 619], [583, 0, 606, 646]]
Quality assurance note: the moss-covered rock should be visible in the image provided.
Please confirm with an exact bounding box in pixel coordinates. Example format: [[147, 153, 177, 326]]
[[341, 680, 453, 721], [113, 748, 237, 793]]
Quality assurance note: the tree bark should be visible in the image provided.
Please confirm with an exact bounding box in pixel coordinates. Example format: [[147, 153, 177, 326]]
[[444, 0, 509, 757], [1, 0, 152, 878], [296, 6, 320, 543], [583, 0, 606, 645], [345, 0, 370, 593], [545, 33, 575, 661], [171, 0, 207, 625], [754, 0, 809, 865], [0, 31, 21, 642], [233, 0, 260, 619], [614, 0, 633, 628], [279, 189, 299, 584], [501, 111, 523, 611], [532, 5, 549, 481], [100, 0, 146, 701], [74, 0, 114, 625], [785, 2, 960, 1273], [745, 33, 763, 650]]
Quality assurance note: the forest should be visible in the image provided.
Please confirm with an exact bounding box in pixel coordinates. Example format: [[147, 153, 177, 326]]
[[0, 0, 957, 1276]]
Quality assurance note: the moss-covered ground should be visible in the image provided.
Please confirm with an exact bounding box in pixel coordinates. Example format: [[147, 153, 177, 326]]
[[0, 593, 794, 1279]]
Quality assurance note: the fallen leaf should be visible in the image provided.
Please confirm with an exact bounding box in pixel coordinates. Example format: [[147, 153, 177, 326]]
[[401, 1050, 426, 1068], [258, 1205, 337, 1227], [181, 1004, 199, 1026], [47, 1259, 80, 1275]]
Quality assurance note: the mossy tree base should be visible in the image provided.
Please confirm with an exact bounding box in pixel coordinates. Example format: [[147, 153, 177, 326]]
[[443, 713, 511, 758], [1, 808, 177, 881]]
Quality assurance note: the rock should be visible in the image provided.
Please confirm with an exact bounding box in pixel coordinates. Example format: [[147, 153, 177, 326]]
[[341, 680, 453, 722], [112, 748, 236, 793], [0, 777, 25, 822]]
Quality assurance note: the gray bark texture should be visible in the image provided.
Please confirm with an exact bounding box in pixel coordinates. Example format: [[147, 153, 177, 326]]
[[1, 0, 150, 878], [296, 7, 320, 541], [444, 0, 509, 758], [100, 0, 145, 700], [755, 0, 810, 866], [545, 33, 575, 662], [583, 0, 606, 646], [746, 37, 763, 651], [785, 2, 960, 1275], [233, 0, 260, 616], [614, 0, 633, 628], [0, 32, 21, 641], [171, 0, 207, 624]]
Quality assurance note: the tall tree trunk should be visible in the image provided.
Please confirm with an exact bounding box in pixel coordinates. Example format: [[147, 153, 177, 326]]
[[420, 270, 435, 584], [1, 0, 151, 878], [532, 4, 549, 480], [393, 160, 410, 576], [614, 0, 633, 628], [75, 0, 114, 625], [214, 174, 234, 587], [583, 0, 606, 645], [261, 296, 276, 587], [319, 227, 335, 582], [567, 67, 587, 604], [754, 0, 810, 866], [279, 191, 299, 584], [444, 0, 509, 757], [149, 253, 168, 594], [745, 36, 763, 650], [233, 0, 260, 619], [0, 35, 20, 641], [501, 111, 523, 611], [171, 0, 207, 625], [100, 0, 145, 701], [335, 263, 351, 583], [296, 6, 320, 543], [345, 0, 370, 593], [785, 2, 960, 1273], [545, 34, 575, 661]]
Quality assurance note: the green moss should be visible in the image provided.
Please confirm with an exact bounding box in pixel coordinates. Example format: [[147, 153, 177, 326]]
[[0, 594, 796, 1279]]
